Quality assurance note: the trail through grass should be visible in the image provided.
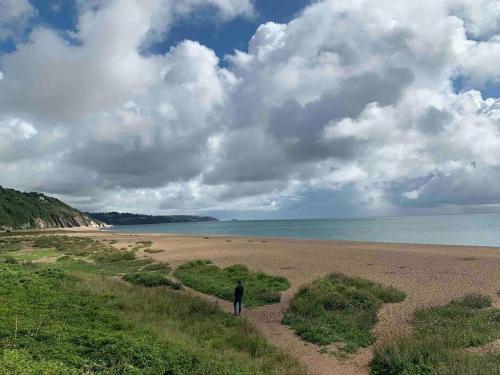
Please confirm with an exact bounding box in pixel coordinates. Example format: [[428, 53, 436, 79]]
[[371, 294, 500, 374], [283, 273, 406, 353], [174, 260, 290, 307]]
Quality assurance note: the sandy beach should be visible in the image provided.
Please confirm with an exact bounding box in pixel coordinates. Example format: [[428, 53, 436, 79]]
[[74, 231, 500, 375]]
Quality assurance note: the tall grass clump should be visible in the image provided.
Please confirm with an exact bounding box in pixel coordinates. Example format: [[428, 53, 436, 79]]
[[371, 293, 500, 374], [174, 260, 290, 307], [124, 272, 182, 289], [283, 273, 406, 353]]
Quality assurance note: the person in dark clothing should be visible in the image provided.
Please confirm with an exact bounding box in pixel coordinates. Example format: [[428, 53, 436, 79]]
[[234, 280, 244, 316]]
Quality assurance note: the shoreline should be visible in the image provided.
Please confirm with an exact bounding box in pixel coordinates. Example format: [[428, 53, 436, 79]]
[[103, 228, 500, 250]]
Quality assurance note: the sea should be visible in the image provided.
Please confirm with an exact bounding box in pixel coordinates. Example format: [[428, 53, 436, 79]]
[[107, 213, 500, 247]]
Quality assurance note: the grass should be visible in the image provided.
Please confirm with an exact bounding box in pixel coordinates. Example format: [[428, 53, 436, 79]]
[[371, 294, 500, 374], [124, 272, 182, 289], [0, 263, 306, 374], [413, 294, 500, 348], [0, 235, 307, 375], [3, 248, 59, 262], [29, 235, 155, 276], [174, 260, 290, 307], [142, 262, 171, 273], [283, 273, 406, 353]]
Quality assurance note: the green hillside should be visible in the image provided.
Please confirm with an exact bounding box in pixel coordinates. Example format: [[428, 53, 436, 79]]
[[0, 186, 99, 229], [88, 211, 218, 225]]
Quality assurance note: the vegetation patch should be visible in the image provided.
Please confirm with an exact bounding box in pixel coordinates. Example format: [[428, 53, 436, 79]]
[[1, 235, 154, 276], [133, 240, 153, 250], [371, 294, 500, 374], [124, 272, 182, 289], [174, 260, 290, 307], [283, 273, 406, 353], [144, 248, 163, 253], [0, 262, 305, 375], [142, 262, 171, 273], [413, 294, 499, 348]]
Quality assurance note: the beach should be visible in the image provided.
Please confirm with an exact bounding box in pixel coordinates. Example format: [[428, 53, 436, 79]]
[[73, 231, 500, 375]]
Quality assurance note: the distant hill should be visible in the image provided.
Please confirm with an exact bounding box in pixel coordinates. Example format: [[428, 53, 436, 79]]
[[0, 186, 102, 230], [87, 212, 218, 226]]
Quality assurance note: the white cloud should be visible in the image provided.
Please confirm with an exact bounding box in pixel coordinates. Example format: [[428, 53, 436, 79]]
[[0, 0, 499, 216], [0, 0, 35, 40]]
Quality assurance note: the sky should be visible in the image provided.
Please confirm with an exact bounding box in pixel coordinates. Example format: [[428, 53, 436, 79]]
[[0, 0, 499, 220]]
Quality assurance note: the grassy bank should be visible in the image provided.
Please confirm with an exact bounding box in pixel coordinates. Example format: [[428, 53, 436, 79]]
[[371, 294, 500, 374], [283, 273, 406, 353], [0, 235, 306, 374], [174, 260, 290, 306]]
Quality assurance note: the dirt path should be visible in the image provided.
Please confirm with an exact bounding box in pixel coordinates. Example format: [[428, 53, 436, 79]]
[[183, 286, 372, 375]]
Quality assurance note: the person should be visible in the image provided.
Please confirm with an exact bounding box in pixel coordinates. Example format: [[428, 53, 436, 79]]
[[234, 280, 244, 316]]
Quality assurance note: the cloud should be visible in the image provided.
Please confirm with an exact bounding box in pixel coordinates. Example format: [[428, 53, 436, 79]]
[[0, 0, 499, 217], [0, 0, 35, 41]]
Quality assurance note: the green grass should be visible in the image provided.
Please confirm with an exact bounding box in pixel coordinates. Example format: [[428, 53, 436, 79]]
[[124, 272, 182, 289], [371, 294, 500, 374], [142, 262, 171, 273], [174, 260, 290, 307], [0, 235, 157, 276], [413, 294, 500, 348], [371, 336, 500, 375], [0, 264, 306, 374], [3, 248, 59, 261], [283, 273, 406, 353], [55, 257, 153, 276]]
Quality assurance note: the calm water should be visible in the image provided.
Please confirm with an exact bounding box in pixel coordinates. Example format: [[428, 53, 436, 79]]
[[108, 214, 500, 247]]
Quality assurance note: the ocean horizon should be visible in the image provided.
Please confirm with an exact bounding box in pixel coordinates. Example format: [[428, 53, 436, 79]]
[[107, 213, 500, 247]]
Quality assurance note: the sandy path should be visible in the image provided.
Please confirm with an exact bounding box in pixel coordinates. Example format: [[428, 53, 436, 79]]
[[74, 231, 500, 375]]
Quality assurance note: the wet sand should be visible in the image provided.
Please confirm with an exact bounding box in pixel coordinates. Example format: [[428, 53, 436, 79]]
[[76, 231, 500, 375]]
